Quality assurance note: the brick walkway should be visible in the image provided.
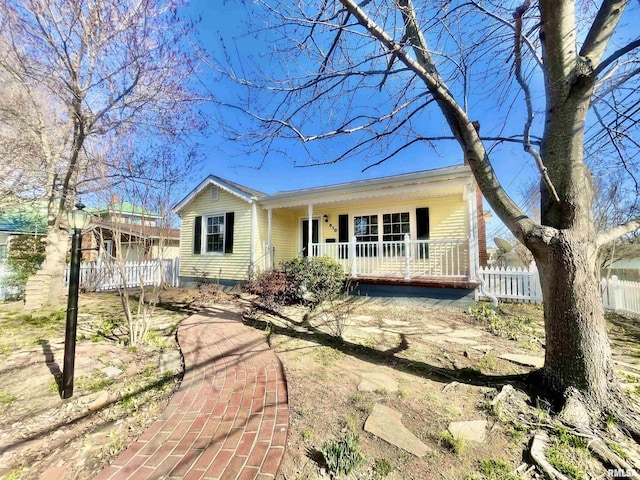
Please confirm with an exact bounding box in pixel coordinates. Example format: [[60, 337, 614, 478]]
[[94, 306, 289, 480]]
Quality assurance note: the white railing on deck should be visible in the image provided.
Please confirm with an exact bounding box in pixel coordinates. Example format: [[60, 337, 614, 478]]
[[311, 236, 468, 279], [63, 258, 179, 292]]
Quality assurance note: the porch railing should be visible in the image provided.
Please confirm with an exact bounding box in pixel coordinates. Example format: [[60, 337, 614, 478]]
[[311, 236, 469, 279]]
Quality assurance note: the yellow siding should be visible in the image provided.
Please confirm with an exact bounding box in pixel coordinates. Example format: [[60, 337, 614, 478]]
[[179, 187, 253, 281]]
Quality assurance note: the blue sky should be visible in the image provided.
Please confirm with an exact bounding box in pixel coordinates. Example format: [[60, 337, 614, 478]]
[[178, 1, 552, 241]]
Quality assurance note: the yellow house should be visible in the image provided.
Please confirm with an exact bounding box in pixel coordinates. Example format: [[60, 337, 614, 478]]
[[173, 165, 487, 301]]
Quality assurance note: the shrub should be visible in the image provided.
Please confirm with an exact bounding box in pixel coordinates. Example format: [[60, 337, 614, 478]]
[[283, 256, 345, 306], [321, 432, 365, 477], [249, 270, 296, 311], [2, 235, 45, 288]]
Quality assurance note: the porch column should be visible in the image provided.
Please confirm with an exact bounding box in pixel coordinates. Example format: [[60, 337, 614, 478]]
[[307, 203, 313, 258], [250, 202, 257, 278], [267, 208, 273, 269], [467, 183, 479, 282]]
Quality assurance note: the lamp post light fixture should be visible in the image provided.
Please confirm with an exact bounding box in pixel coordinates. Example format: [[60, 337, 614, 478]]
[[61, 203, 91, 399]]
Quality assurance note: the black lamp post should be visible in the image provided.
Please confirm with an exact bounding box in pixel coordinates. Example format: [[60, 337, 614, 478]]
[[61, 203, 91, 399]]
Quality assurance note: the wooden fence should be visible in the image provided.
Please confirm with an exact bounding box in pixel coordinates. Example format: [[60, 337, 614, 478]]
[[478, 265, 640, 317], [63, 258, 179, 292]]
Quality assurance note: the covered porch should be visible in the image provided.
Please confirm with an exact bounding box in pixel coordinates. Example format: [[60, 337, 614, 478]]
[[257, 167, 482, 285]]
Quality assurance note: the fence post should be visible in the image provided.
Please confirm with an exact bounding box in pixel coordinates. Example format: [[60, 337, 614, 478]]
[[610, 275, 621, 311]]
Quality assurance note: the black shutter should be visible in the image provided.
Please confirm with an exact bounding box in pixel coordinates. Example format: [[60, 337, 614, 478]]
[[225, 212, 234, 254], [338, 214, 349, 259], [416, 208, 430, 259], [193, 216, 202, 255]]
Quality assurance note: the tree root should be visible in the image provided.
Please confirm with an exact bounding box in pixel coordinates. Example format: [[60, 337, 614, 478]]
[[529, 432, 569, 480], [586, 436, 636, 472]]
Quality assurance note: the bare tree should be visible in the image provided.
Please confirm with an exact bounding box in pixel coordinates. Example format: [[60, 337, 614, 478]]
[[0, 0, 201, 307], [213, 1, 640, 427]]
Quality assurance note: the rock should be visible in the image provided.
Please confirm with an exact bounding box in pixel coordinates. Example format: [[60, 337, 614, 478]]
[[358, 372, 399, 393], [447, 420, 488, 442], [364, 404, 430, 457], [446, 329, 484, 339], [159, 351, 182, 375], [498, 353, 544, 369], [101, 366, 122, 378]]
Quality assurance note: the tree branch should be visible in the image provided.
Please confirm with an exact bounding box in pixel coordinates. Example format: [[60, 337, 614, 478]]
[[580, 0, 630, 74], [338, 0, 539, 240], [513, 1, 560, 205], [594, 38, 640, 77], [597, 217, 640, 247]]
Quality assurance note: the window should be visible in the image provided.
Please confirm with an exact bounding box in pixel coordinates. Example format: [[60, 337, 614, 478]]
[[205, 214, 225, 253], [354, 215, 378, 257], [383, 212, 410, 241], [354, 215, 378, 242]]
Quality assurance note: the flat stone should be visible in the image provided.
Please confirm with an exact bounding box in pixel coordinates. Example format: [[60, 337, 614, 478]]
[[499, 353, 544, 369], [159, 350, 182, 375], [101, 366, 122, 378], [358, 372, 398, 393], [446, 329, 483, 338], [443, 337, 478, 345], [364, 404, 430, 457], [471, 345, 494, 352], [448, 420, 487, 442], [381, 319, 410, 327], [360, 326, 385, 334]]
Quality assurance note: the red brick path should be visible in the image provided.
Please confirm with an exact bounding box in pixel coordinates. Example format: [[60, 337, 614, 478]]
[[94, 306, 289, 480]]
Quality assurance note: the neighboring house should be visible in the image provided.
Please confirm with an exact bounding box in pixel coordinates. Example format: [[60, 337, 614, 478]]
[[84, 196, 179, 262], [174, 165, 489, 303], [0, 202, 47, 261]]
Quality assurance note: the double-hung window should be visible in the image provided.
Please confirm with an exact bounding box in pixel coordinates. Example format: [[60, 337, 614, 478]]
[[205, 214, 225, 253], [354, 215, 378, 257], [382, 212, 410, 256]]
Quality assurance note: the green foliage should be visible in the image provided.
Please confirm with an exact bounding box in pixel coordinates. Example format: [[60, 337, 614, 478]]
[[0, 390, 18, 404], [545, 425, 590, 479], [469, 304, 537, 341], [373, 458, 393, 478], [321, 432, 365, 477], [284, 256, 345, 305], [440, 431, 465, 455], [251, 257, 345, 310], [607, 441, 629, 460], [466, 459, 522, 480], [2, 235, 45, 287]]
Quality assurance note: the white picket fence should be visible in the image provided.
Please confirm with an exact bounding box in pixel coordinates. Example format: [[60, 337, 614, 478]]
[[478, 265, 640, 317], [63, 258, 179, 292]]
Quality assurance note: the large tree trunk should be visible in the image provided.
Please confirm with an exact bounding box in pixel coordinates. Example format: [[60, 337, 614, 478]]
[[24, 226, 68, 310], [534, 232, 615, 409]]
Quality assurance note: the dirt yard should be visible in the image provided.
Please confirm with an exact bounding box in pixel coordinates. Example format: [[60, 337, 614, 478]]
[[242, 297, 640, 480], [1, 289, 639, 480], [0, 289, 199, 480]]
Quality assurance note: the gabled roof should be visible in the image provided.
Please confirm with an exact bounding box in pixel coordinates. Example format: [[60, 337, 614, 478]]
[[173, 175, 266, 214], [0, 202, 48, 235], [173, 165, 474, 214]]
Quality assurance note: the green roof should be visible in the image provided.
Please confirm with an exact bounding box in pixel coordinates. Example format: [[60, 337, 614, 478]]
[[0, 203, 48, 234], [91, 201, 159, 217]]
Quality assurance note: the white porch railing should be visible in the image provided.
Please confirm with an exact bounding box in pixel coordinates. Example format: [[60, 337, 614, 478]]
[[311, 236, 469, 279]]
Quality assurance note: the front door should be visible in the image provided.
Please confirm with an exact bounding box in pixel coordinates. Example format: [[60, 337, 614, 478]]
[[301, 219, 319, 257]]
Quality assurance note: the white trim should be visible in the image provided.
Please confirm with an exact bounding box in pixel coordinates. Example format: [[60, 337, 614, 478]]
[[250, 203, 257, 274], [299, 214, 321, 255], [174, 176, 259, 214], [202, 211, 227, 256], [267, 209, 273, 269]]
